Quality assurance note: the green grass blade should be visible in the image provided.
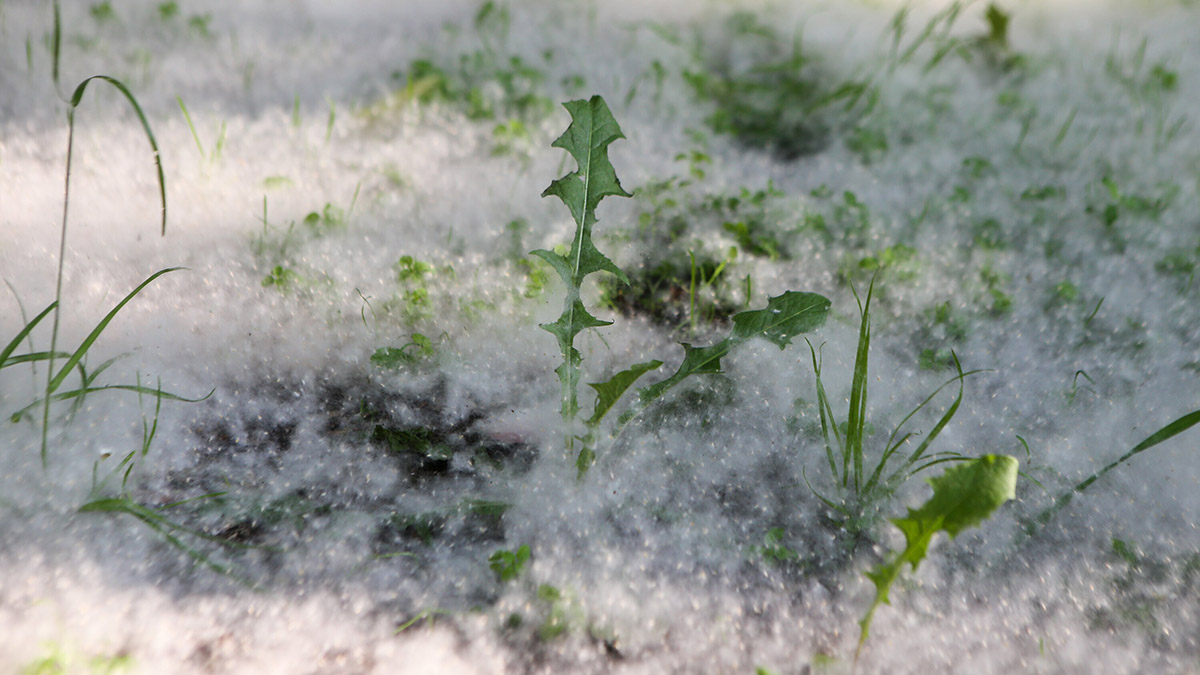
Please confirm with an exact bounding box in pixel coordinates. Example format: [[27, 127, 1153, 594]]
[[47, 267, 182, 394], [805, 339, 841, 482], [867, 357, 985, 495], [0, 351, 73, 369], [13, 383, 213, 423], [69, 76, 167, 235], [176, 96, 206, 157], [845, 278, 875, 492], [802, 466, 851, 517], [1032, 409, 1200, 529], [79, 496, 249, 582], [51, 1, 62, 90], [0, 302, 56, 368]]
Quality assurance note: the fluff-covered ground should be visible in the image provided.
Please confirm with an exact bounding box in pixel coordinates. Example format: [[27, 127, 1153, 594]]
[[1, 1, 1199, 673]]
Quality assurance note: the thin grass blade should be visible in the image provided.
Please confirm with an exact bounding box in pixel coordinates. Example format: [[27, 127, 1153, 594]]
[[1032, 409, 1200, 529], [14, 383, 212, 423], [0, 302, 56, 368], [47, 268, 183, 394], [69, 76, 167, 234]]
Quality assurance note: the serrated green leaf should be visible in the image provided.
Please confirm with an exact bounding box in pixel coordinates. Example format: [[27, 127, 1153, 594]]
[[857, 454, 1018, 660], [731, 291, 833, 348], [586, 360, 663, 427], [541, 300, 612, 354], [636, 291, 830, 408], [637, 340, 735, 404], [531, 248, 574, 288], [541, 97, 631, 232], [538, 96, 632, 441]]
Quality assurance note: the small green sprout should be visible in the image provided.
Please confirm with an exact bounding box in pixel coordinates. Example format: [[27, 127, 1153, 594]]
[[489, 544, 531, 582], [262, 265, 302, 290], [395, 255, 433, 282], [156, 2, 179, 21], [176, 96, 226, 164], [89, 1, 116, 23], [187, 13, 212, 38], [370, 334, 434, 368], [751, 527, 801, 565]]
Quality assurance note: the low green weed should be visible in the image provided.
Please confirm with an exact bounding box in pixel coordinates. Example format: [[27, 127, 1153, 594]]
[[371, 333, 435, 368], [19, 640, 134, 675], [385, 255, 446, 323], [1155, 245, 1198, 291], [367, 3, 557, 144], [156, 2, 179, 21], [489, 544, 531, 582], [750, 527, 802, 566], [533, 96, 829, 477]]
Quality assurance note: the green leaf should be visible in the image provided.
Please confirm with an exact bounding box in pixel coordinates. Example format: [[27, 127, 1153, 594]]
[[730, 291, 832, 348], [586, 360, 663, 427], [0, 302, 56, 369], [489, 544, 531, 582], [541, 97, 632, 234], [857, 454, 1018, 659], [538, 95, 632, 441], [637, 291, 830, 406], [638, 340, 734, 404]]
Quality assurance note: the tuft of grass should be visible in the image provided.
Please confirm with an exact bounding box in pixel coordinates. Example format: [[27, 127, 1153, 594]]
[[40, 48, 173, 467], [684, 12, 872, 160], [0, 1, 237, 582], [804, 276, 990, 532]]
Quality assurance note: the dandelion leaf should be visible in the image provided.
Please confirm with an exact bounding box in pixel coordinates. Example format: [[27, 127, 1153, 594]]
[[731, 291, 833, 348], [638, 291, 830, 406], [541, 97, 631, 232], [587, 360, 663, 427], [857, 454, 1018, 658], [638, 340, 734, 404], [536, 96, 631, 431]]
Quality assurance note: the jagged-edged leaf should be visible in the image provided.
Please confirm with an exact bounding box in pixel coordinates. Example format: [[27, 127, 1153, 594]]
[[731, 291, 832, 348], [530, 248, 575, 288], [637, 340, 735, 404], [635, 291, 830, 408], [541, 96, 631, 232], [587, 360, 663, 427], [540, 300, 612, 353], [537, 95, 632, 437], [857, 454, 1018, 659]]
